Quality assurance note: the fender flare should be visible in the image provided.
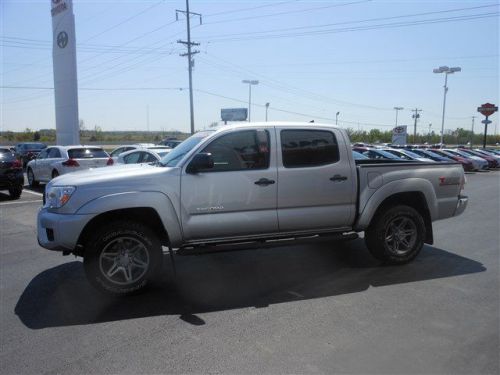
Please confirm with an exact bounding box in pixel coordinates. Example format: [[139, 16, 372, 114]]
[[76, 191, 183, 247], [355, 178, 438, 230]]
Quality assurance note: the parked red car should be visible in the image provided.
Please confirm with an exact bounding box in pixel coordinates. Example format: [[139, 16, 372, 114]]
[[430, 149, 475, 172], [457, 148, 499, 168]]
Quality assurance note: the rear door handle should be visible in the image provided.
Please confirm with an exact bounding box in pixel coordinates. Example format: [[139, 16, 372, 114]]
[[330, 175, 347, 182], [254, 178, 275, 186]]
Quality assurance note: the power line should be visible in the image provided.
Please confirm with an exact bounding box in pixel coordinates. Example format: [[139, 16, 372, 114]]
[[202, 12, 499, 43], [203, 0, 371, 25], [204, 1, 299, 18], [82, 0, 166, 43], [200, 3, 497, 38], [201, 53, 393, 111]]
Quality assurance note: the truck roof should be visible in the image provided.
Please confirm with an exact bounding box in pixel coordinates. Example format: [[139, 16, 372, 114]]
[[215, 121, 340, 132]]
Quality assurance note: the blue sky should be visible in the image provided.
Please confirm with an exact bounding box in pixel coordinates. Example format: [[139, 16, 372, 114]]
[[1, 0, 499, 135]]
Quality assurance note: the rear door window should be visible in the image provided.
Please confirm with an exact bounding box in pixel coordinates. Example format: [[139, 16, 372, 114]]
[[48, 148, 61, 158], [281, 129, 339, 168], [123, 152, 142, 164]]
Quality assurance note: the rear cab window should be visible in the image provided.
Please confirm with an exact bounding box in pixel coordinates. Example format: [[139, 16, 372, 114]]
[[280, 129, 339, 168], [68, 148, 108, 159]]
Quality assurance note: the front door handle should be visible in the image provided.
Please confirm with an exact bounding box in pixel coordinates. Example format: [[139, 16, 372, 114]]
[[330, 175, 347, 182], [254, 178, 275, 186]]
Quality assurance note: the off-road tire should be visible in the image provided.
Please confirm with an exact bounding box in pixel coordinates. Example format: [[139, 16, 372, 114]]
[[84, 220, 163, 296], [27, 168, 39, 188], [365, 205, 425, 264]]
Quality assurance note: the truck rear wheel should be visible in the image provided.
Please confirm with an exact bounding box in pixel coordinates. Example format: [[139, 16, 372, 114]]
[[84, 220, 163, 296], [365, 205, 425, 264]]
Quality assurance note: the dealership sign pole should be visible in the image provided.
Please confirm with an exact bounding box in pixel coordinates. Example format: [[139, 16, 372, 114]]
[[477, 103, 498, 148], [51, 0, 80, 145]]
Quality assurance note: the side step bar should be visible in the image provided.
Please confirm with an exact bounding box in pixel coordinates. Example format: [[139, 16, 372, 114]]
[[176, 232, 359, 256]]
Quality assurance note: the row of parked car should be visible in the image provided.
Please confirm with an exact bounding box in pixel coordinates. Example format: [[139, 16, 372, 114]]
[[0, 140, 182, 199], [351, 145, 500, 172], [1, 139, 498, 200]]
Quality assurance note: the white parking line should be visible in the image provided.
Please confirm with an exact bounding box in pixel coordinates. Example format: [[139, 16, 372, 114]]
[[21, 189, 43, 197], [0, 200, 42, 206]]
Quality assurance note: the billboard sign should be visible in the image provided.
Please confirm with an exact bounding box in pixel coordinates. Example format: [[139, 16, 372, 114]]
[[392, 125, 408, 145], [221, 108, 248, 122]]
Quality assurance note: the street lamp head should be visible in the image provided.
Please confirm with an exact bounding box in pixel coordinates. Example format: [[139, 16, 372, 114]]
[[242, 79, 259, 85], [336, 111, 340, 115], [394, 106, 404, 110], [265, 102, 270, 108], [450, 67, 461, 73], [434, 66, 450, 73]]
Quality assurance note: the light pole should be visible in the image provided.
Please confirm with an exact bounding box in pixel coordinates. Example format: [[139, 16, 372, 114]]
[[428, 123, 432, 142], [265, 102, 270, 122], [394, 106, 404, 126], [335, 111, 340, 125], [242, 80, 259, 122], [433, 66, 461, 145]]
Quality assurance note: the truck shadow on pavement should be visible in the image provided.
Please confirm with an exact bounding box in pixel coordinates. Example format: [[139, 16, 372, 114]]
[[15, 238, 485, 329]]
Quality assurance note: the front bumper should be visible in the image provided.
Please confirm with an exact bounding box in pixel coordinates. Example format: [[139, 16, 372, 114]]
[[37, 208, 95, 251], [454, 195, 468, 217]]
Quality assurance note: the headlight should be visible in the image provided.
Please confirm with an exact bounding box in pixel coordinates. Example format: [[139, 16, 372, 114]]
[[44, 186, 76, 209]]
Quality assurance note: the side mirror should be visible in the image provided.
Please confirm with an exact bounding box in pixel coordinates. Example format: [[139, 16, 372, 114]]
[[186, 153, 214, 174]]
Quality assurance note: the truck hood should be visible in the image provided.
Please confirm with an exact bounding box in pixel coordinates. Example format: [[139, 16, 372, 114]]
[[50, 163, 168, 187]]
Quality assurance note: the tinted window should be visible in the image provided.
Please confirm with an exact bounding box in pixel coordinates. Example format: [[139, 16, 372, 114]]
[[281, 129, 338, 168], [48, 148, 61, 158], [142, 153, 158, 163], [201, 130, 270, 172], [68, 148, 108, 158], [37, 149, 48, 159], [123, 152, 142, 164], [161, 131, 213, 167], [110, 147, 125, 157]]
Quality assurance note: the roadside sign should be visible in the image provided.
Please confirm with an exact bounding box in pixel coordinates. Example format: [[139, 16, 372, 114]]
[[477, 103, 498, 117], [481, 119, 492, 125], [221, 108, 247, 122], [392, 125, 407, 145]]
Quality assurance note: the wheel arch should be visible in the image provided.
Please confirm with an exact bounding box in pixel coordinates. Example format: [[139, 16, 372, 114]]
[[363, 191, 433, 245], [76, 207, 170, 256]]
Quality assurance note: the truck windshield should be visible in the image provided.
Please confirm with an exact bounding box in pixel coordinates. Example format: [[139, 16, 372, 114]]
[[159, 130, 213, 167]]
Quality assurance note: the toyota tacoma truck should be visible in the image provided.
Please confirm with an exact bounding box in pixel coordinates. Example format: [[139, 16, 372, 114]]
[[37, 123, 468, 295]]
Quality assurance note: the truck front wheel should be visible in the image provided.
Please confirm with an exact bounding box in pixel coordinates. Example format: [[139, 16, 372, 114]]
[[365, 205, 425, 264], [84, 221, 163, 296]]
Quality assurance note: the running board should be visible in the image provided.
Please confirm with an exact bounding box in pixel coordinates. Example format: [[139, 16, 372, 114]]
[[176, 232, 359, 256]]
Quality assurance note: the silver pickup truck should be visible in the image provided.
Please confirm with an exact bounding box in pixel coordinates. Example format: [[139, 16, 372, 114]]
[[37, 123, 468, 295]]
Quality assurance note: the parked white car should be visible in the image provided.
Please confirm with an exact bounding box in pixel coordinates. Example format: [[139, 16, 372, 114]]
[[116, 147, 172, 164], [26, 145, 113, 187], [109, 144, 156, 162]]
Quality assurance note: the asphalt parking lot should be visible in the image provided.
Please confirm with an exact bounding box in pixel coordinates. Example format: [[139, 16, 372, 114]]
[[0, 172, 499, 374]]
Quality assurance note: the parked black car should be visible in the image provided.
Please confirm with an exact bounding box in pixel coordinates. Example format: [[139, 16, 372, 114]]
[[14, 142, 47, 167], [0, 151, 23, 199]]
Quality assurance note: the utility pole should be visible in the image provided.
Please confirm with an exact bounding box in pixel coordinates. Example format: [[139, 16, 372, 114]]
[[470, 116, 475, 149], [411, 108, 422, 144], [176, 0, 201, 135]]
